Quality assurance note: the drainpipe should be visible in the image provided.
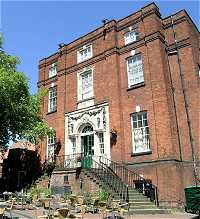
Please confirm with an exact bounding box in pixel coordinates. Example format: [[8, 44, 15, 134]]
[[166, 46, 183, 162], [170, 16, 198, 185]]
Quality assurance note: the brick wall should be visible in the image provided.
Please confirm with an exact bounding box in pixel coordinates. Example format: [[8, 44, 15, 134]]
[[38, 2, 199, 206]]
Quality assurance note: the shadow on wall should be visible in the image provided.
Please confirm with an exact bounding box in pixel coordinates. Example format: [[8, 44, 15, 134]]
[[1, 148, 42, 192]]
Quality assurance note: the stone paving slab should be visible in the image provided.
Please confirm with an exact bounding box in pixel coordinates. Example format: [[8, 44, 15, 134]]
[[4, 210, 199, 219]]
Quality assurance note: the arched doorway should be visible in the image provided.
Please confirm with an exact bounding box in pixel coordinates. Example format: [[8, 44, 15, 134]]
[[80, 124, 94, 157]]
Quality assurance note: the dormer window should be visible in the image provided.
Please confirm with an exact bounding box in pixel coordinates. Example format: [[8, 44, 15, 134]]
[[124, 28, 139, 45], [77, 45, 92, 63], [49, 62, 57, 78]]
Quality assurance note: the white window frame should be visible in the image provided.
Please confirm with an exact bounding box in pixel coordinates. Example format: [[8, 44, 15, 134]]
[[131, 111, 151, 154], [127, 54, 144, 88], [48, 86, 57, 113], [71, 137, 76, 154], [49, 62, 57, 78], [99, 132, 105, 154], [77, 44, 93, 63], [46, 134, 56, 160], [77, 68, 94, 101], [124, 29, 139, 45]]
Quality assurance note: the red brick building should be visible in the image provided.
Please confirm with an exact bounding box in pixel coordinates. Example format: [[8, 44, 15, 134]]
[[38, 3, 200, 206]]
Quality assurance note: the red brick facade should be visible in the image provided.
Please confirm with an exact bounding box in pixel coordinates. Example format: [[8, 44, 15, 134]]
[[38, 3, 200, 207]]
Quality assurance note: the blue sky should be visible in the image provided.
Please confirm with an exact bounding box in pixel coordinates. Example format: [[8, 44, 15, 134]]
[[1, 0, 199, 94]]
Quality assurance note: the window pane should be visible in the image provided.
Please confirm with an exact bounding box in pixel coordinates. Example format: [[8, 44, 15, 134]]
[[47, 133, 56, 160], [81, 70, 93, 100], [132, 112, 150, 153], [124, 29, 139, 45], [78, 45, 92, 62], [49, 87, 57, 112], [127, 54, 144, 87]]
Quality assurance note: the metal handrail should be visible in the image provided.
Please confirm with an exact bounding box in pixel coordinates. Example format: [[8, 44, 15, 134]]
[[99, 156, 159, 206], [83, 156, 129, 203], [53, 153, 83, 170]]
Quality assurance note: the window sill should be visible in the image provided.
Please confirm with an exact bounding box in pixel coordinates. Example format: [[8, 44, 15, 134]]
[[48, 75, 57, 79], [127, 82, 145, 91], [77, 56, 92, 64], [46, 110, 57, 115], [77, 97, 94, 104], [131, 150, 152, 157]]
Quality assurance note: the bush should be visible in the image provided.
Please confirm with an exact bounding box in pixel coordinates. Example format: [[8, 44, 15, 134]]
[[98, 190, 110, 202]]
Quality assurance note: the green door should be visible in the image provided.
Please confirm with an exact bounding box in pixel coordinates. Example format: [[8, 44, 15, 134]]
[[81, 134, 94, 169]]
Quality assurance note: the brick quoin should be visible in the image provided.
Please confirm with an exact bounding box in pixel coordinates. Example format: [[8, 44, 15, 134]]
[[37, 2, 200, 207]]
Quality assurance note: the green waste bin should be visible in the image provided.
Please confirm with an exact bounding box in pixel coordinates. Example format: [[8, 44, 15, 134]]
[[184, 185, 200, 214]]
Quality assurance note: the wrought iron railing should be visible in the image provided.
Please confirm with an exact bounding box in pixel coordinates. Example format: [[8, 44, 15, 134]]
[[54, 153, 83, 170], [51, 154, 158, 205], [99, 156, 159, 206], [82, 156, 129, 203]]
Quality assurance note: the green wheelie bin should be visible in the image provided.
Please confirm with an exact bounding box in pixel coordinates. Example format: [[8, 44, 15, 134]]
[[184, 185, 200, 217]]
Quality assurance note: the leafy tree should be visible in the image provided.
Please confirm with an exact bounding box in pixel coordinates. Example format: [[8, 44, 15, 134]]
[[0, 34, 53, 148]]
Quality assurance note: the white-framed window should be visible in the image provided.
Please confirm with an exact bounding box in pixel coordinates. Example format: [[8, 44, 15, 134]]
[[127, 54, 144, 87], [47, 134, 56, 160], [124, 29, 139, 45], [78, 69, 93, 101], [49, 62, 57, 78], [48, 87, 57, 112], [72, 138, 76, 154], [77, 45, 92, 63], [131, 111, 150, 154], [99, 133, 104, 154]]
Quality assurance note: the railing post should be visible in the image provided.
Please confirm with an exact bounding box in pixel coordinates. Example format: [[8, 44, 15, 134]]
[[126, 184, 129, 205], [155, 187, 159, 206]]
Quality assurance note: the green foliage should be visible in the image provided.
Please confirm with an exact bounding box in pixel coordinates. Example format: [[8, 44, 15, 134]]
[[27, 186, 53, 198], [98, 190, 110, 201], [62, 191, 72, 201], [0, 34, 53, 148]]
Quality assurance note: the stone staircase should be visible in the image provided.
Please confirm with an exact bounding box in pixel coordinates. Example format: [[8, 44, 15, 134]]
[[128, 188, 170, 214], [82, 169, 170, 214], [51, 154, 171, 214]]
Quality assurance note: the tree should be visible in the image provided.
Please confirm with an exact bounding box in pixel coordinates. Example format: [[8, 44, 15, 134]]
[[0, 34, 53, 148]]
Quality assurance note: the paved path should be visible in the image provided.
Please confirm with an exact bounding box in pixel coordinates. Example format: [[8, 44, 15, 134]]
[[4, 210, 199, 219]]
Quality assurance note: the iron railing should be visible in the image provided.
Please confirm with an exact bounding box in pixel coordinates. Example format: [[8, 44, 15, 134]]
[[99, 156, 159, 206], [54, 153, 83, 170], [82, 156, 129, 203], [51, 154, 158, 205]]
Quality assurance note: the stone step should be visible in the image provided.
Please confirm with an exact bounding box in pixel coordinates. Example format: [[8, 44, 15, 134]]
[[128, 190, 143, 194], [129, 198, 150, 203], [128, 194, 146, 198], [129, 204, 157, 209], [130, 201, 156, 206], [129, 208, 171, 214]]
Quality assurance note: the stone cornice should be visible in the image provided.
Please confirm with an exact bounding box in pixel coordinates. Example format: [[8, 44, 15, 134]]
[[39, 3, 161, 66], [38, 32, 192, 88], [166, 37, 191, 52]]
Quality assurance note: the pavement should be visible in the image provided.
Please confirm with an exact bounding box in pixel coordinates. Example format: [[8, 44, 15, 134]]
[[3, 210, 199, 219]]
